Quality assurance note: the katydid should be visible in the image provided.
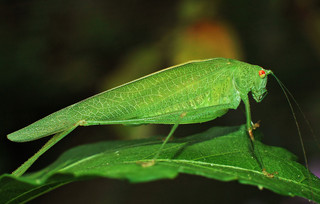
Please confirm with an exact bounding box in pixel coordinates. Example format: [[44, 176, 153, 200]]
[[8, 57, 274, 176]]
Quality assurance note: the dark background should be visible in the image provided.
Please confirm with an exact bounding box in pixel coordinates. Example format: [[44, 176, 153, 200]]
[[1, 0, 320, 203]]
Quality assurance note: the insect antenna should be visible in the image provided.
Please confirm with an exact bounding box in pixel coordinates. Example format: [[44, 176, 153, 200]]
[[271, 73, 316, 202], [271, 73, 309, 168], [274, 77, 320, 150]]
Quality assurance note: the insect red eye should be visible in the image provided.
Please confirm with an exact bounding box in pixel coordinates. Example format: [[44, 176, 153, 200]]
[[259, 70, 266, 78]]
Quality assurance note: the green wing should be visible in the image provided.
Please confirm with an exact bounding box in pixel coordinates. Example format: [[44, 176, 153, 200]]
[[8, 58, 242, 142]]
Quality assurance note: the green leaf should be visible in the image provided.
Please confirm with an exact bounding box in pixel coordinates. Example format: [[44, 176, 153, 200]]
[[1, 125, 319, 203]]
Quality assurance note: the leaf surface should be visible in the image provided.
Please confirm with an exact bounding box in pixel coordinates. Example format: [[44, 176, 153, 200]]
[[1, 125, 319, 203]]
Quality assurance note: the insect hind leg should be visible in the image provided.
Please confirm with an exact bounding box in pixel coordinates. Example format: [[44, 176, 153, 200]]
[[12, 121, 83, 177]]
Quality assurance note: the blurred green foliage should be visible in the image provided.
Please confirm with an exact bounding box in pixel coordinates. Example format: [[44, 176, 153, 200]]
[[1, 0, 320, 203]]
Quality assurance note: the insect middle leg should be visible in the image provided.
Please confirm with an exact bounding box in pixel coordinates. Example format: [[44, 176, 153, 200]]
[[141, 112, 187, 167]]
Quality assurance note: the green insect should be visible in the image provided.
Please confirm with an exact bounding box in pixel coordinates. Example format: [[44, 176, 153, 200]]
[[8, 57, 273, 176]]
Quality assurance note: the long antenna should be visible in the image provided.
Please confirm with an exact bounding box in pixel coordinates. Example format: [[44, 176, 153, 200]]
[[275, 79, 320, 150], [271, 73, 315, 202], [271, 73, 309, 168]]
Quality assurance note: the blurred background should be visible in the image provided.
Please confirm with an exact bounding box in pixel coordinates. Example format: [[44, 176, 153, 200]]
[[1, 0, 320, 203]]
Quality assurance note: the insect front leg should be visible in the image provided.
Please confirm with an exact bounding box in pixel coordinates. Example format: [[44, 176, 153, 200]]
[[240, 94, 274, 177], [240, 94, 254, 140]]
